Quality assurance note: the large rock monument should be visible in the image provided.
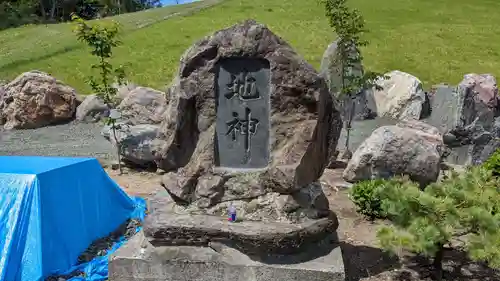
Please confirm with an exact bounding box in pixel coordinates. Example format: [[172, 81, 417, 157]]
[[109, 20, 345, 281]]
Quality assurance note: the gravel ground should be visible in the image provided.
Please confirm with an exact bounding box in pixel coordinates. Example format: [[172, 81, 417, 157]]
[[0, 121, 114, 160]]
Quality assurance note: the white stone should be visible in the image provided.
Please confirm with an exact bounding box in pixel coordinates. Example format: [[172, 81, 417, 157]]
[[370, 70, 425, 120]]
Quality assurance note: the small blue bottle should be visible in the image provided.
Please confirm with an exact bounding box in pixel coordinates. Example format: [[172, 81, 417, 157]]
[[228, 204, 237, 222]]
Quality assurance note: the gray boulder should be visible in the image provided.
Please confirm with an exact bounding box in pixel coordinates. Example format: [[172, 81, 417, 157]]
[[320, 39, 363, 97], [113, 81, 138, 102], [474, 116, 500, 164], [424, 85, 462, 134], [116, 86, 167, 125], [336, 117, 399, 157], [491, 115, 500, 137], [423, 76, 499, 166], [343, 120, 444, 186], [319, 39, 375, 121], [438, 74, 498, 138], [102, 123, 159, 167], [455, 75, 499, 165], [0, 82, 5, 99], [455, 73, 498, 130], [478, 138, 500, 164], [75, 94, 109, 122]]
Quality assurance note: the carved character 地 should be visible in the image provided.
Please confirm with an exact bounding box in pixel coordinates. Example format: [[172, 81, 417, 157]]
[[225, 72, 260, 101]]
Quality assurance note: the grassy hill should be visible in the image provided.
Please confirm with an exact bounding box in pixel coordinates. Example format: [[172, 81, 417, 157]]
[[1, 0, 499, 94]]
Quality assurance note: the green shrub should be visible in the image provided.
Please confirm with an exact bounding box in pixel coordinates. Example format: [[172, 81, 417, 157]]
[[349, 179, 389, 219], [482, 147, 500, 178]]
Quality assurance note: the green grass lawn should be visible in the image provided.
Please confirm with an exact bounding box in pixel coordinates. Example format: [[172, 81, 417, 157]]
[[1, 0, 499, 94]]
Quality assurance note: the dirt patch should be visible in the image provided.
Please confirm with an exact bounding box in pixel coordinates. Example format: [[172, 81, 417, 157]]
[[108, 167, 500, 281], [105, 168, 163, 198]]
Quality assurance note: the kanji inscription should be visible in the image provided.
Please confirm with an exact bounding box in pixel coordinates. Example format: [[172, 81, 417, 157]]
[[215, 58, 270, 169], [225, 73, 260, 100]]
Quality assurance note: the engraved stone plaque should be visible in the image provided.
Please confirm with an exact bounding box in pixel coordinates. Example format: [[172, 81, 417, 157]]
[[215, 58, 271, 170]]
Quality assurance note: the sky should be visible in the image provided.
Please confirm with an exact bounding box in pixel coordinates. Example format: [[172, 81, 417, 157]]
[[160, 0, 201, 6]]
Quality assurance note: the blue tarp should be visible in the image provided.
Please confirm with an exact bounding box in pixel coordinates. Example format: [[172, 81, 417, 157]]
[[0, 156, 146, 281]]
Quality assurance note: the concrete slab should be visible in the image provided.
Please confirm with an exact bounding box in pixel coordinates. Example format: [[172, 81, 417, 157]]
[[109, 231, 345, 281]]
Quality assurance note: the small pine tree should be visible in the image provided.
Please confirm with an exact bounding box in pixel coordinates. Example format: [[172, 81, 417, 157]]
[[321, 0, 384, 156], [377, 168, 500, 281], [72, 14, 126, 174]]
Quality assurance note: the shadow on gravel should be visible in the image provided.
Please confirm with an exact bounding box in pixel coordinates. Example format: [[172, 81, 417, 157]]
[[402, 249, 500, 281], [0, 119, 76, 132], [42, 118, 76, 128], [120, 158, 158, 172], [341, 242, 401, 281]]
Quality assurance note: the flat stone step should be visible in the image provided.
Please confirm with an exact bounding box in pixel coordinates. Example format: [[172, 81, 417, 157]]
[[144, 197, 338, 255], [109, 231, 345, 281]]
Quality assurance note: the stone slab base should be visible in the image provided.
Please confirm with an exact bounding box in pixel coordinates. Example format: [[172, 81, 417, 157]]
[[144, 194, 339, 256], [109, 230, 345, 281]]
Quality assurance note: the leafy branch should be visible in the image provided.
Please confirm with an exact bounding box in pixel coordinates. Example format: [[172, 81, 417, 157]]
[[72, 13, 125, 106]]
